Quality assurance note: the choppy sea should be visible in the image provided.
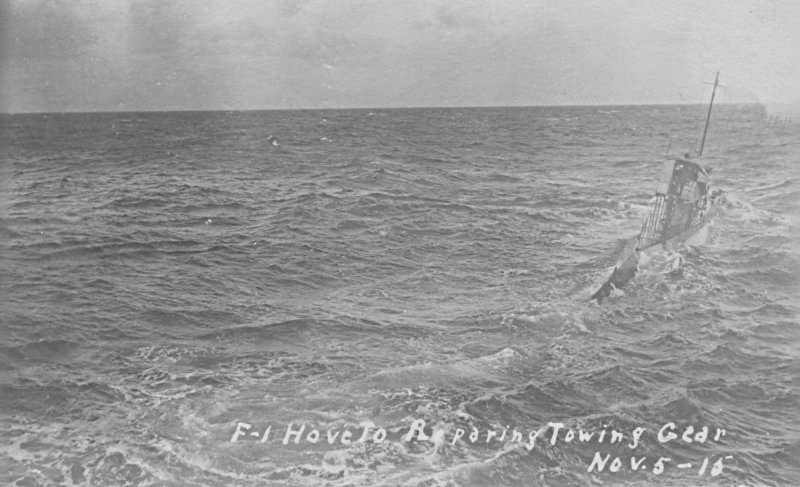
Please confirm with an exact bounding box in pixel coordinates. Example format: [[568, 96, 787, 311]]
[[1, 105, 798, 486]]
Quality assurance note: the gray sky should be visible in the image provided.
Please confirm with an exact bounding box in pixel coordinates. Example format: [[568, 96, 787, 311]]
[[1, 0, 798, 113]]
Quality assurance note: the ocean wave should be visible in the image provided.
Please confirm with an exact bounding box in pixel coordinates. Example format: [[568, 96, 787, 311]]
[[3, 106, 797, 485]]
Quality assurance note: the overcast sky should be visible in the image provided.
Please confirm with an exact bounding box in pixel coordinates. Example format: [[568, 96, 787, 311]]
[[1, 0, 797, 113]]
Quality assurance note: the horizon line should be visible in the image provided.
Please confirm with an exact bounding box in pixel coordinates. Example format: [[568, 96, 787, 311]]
[[0, 101, 766, 116]]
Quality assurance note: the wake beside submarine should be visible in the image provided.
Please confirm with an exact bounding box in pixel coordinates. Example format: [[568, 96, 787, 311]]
[[591, 72, 726, 302]]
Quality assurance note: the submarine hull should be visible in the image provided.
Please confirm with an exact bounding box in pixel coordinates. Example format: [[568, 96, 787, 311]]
[[590, 206, 720, 303]]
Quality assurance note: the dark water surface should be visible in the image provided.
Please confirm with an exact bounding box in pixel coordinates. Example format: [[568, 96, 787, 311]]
[[1, 106, 798, 486]]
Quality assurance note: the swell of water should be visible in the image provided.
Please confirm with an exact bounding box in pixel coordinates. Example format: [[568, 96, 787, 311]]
[[1, 105, 798, 486]]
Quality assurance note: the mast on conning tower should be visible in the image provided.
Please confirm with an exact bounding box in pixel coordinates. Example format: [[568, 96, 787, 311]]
[[698, 72, 719, 157]]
